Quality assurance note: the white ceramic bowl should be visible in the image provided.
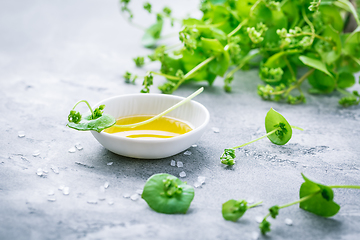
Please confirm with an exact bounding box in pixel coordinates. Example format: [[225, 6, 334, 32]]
[[91, 93, 210, 159]]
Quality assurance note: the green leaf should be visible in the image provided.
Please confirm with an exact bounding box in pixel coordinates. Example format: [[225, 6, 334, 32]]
[[67, 113, 116, 133], [307, 70, 336, 93], [142, 173, 195, 214], [160, 53, 184, 77], [337, 71, 355, 89], [209, 0, 227, 4], [264, 52, 288, 69], [222, 199, 248, 221], [319, 5, 344, 32], [236, 0, 258, 18], [259, 219, 271, 235], [314, 25, 342, 65], [299, 56, 332, 77], [344, 26, 360, 59], [181, 48, 217, 83], [200, 38, 229, 76], [269, 205, 279, 219], [141, 19, 164, 48], [299, 174, 340, 217], [265, 108, 292, 145]]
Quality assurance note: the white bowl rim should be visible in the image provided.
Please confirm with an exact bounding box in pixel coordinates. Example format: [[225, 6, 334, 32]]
[[92, 93, 210, 143]]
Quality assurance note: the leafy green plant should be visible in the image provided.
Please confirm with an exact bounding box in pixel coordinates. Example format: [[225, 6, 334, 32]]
[[220, 108, 303, 166], [141, 173, 195, 214], [221, 173, 360, 234], [122, 0, 360, 106], [222, 199, 262, 221], [67, 87, 204, 132], [67, 100, 116, 132], [258, 173, 360, 234]]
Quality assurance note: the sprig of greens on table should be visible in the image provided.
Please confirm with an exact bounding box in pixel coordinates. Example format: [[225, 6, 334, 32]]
[[142, 173, 195, 214], [121, 0, 360, 107], [220, 108, 303, 166], [222, 173, 360, 235], [66, 87, 204, 132]]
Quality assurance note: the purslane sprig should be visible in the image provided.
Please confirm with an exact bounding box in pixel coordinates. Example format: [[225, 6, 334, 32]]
[[222, 173, 360, 235], [258, 173, 360, 234], [123, 0, 360, 106], [142, 173, 195, 214], [67, 87, 204, 132], [220, 108, 303, 166]]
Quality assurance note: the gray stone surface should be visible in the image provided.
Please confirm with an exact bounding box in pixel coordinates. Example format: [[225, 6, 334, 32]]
[[1, 1, 360, 239]]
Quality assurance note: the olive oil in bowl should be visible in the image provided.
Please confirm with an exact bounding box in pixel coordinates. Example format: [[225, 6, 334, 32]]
[[104, 115, 193, 139]]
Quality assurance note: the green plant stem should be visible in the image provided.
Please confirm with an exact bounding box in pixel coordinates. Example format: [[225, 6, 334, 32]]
[[72, 100, 94, 117], [291, 125, 304, 131], [335, 0, 360, 26], [231, 128, 279, 149], [283, 56, 296, 81], [262, 191, 320, 221], [328, 185, 360, 189], [250, 0, 262, 17], [170, 55, 216, 92], [301, 6, 315, 46], [230, 125, 303, 150], [196, 20, 227, 29], [286, 32, 333, 43], [279, 191, 320, 209], [226, 50, 260, 79], [227, 18, 249, 38], [270, 69, 315, 96], [349, 55, 360, 66], [150, 71, 181, 81], [248, 201, 263, 209], [113, 87, 204, 129]]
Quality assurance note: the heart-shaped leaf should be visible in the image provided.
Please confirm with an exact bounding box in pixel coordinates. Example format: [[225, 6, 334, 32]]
[[142, 173, 195, 214], [299, 174, 340, 217]]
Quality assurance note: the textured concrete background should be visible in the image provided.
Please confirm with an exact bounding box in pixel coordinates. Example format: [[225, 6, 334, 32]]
[[1, 0, 360, 239]]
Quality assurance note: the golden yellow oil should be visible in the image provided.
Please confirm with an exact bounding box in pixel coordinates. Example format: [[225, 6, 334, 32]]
[[104, 115, 193, 139]]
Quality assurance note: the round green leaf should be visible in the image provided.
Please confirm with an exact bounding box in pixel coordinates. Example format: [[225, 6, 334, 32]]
[[308, 70, 336, 93], [67, 114, 116, 132], [337, 71, 355, 89], [142, 173, 195, 214], [265, 108, 292, 145], [314, 25, 342, 65], [299, 174, 340, 217], [319, 5, 344, 32], [141, 20, 163, 48], [222, 199, 247, 222]]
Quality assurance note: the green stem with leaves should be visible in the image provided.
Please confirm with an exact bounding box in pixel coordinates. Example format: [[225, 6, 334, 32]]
[[227, 18, 249, 38], [72, 100, 94, 118], [170, 56, 216, 93], [270, 68, 315, 96], [229, 125, 303, 150]]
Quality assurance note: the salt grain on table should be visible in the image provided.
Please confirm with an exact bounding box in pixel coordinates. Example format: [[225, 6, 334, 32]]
[[18, 131, 25, 138], [183, 151, 192, 156], [33, 150, 40, 157], [130, 194, 139, 201], [212, 127, 220, 133], [285, 218, 293, 226], [63, 187, 70, 195], [170, 160, 176, 166], [68, 147, 76, 153], [75, 143, 83, 150]]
